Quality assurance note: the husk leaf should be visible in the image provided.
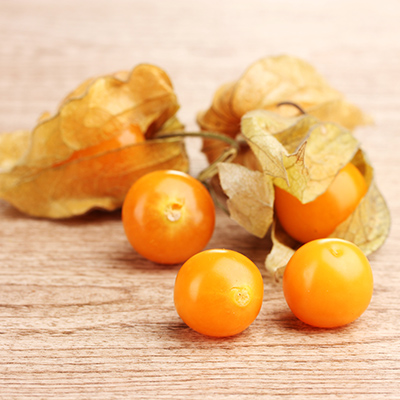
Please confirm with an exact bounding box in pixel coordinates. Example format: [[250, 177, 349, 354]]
[[218, 162, 274, 238], [198, 54, 371, 165], [265, 149, 390, 276], [0, 64, 188, 218], [241, 110, 360, 204], [215, 111, 389, 276]]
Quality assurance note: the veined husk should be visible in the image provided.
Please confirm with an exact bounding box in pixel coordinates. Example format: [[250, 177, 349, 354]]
[[0, 65, 189, 218], [218, 110, 390, 277], [198, 54, 371, 169]]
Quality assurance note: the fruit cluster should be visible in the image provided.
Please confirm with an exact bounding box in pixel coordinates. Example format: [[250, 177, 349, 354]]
[[122, 169, 374, 337]]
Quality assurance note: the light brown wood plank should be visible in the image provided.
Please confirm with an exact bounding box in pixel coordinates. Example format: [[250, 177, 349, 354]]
[[1, 0, 400, 398]]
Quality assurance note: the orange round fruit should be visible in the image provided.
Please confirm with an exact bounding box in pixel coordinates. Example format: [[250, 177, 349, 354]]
[[274, 163, 367, 243]]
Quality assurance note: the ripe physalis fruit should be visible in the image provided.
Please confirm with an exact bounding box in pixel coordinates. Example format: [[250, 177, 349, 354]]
[[217, 110, 390, 276], [54, 124, 145, 167], [274, 163, 368, 243], [174, 249, 264, 337], [0, 64, 188, 218], [122, 170, 215, 265], [283, 239, 373, 328]]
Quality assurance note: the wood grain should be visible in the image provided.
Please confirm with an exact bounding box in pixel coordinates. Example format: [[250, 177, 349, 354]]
[[1, 0, 400, 398]]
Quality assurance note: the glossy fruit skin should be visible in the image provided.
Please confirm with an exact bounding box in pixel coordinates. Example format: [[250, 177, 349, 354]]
[[174, 249, 264, 337], [274, 163, 368, 243], [283, 238, 373, 328], [122, 170, 215, 264]]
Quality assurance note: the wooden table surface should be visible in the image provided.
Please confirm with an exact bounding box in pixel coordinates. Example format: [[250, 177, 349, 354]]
[[1, 0, 399, 398]]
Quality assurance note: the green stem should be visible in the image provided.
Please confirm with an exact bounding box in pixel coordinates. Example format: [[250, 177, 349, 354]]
[[155, 131, 239, 182], [156, 131, 239, 151]]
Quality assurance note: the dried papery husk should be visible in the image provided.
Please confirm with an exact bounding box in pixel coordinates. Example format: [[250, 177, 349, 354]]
[[218, 163, 274, 238], [217, 110, 390, 276], [328, 149, 390, 255], [0, 138, 188, 218], [0, 64, 188, 218], [198, 55, 371, 166], [241, 110, 361, 203], [218, 110, 361, 239], [265, 149, 390, 276]]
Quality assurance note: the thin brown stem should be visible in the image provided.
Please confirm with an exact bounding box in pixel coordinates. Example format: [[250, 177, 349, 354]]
[[277, 101, 307, 115]]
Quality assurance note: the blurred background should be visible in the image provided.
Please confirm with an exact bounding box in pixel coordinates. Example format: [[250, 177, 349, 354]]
[[1, 0, 398, 132], [1, 0, 399, 185]]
